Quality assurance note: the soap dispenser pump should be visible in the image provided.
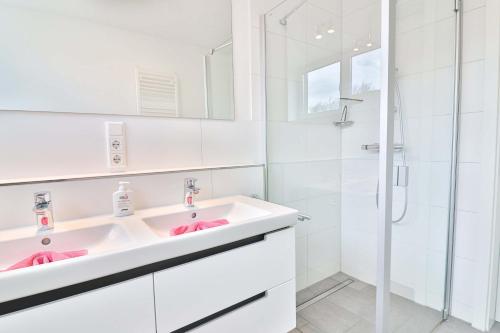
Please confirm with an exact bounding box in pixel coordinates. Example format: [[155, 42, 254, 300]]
[[113, 181, 134, 217]]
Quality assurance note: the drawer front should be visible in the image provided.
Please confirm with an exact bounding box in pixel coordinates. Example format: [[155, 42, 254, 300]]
[[190, 279, 296, 333], [0, 275, 156, 333], [154, 227, 295, 332]]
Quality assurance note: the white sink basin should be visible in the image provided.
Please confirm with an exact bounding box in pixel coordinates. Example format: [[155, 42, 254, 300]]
[[0, 195, 297, 303], [142, 202, 271, 238], [0, 223, 131, 271]]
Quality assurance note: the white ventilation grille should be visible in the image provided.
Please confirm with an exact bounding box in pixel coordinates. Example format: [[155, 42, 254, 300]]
[[137, 70, 178, 117]]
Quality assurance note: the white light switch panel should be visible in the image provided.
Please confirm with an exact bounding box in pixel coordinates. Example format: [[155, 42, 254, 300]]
[[106, 122, 127, 171]]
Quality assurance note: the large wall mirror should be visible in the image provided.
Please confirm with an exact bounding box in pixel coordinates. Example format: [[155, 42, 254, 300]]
[[0, 0, 235, 120]]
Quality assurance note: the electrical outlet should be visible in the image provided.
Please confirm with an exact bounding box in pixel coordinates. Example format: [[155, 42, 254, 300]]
[[110, 136, 124, 152], [111, 153, 125, 167], [106, 122, 127, 171]]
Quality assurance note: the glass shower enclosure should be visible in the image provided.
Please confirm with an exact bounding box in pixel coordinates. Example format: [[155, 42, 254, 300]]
[[264, 0, 459, 331]]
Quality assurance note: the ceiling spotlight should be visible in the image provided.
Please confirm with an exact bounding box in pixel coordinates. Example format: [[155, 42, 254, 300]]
[[353, 47, 359, 52], [327, 27, 335, 34], [366, 33, 373, 48], [314, 26, 323, 40]]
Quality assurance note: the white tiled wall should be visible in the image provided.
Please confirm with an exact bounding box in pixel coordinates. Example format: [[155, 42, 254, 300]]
[[0, 0, 265, 229], [0, 166, 264, 231]]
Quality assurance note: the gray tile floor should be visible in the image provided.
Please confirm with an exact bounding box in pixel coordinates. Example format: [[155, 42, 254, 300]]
[[291, 273, 500, 333]]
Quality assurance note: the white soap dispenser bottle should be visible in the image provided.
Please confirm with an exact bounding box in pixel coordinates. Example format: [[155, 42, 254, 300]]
[[113, 181, 134, 217]]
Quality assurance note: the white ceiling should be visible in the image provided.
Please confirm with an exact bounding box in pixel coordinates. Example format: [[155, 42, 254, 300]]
[[0, 0, 232, 48]]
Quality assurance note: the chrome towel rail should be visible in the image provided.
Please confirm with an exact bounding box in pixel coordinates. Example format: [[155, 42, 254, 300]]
[[297, 214, 311, 222], [361, 143, 404, 152]]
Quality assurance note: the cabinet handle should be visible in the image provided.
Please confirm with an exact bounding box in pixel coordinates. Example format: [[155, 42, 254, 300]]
[[171, 292, 266, 332]]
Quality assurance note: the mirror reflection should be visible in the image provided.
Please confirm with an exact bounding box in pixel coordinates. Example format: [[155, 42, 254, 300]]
[[0, 0, 235, 120]]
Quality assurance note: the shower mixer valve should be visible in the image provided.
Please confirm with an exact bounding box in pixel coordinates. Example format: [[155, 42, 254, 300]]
[[393, 165, 409, 187]]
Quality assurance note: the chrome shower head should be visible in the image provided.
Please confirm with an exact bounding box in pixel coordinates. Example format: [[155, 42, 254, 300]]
[[334, 120, 354, 128], [333, 105, 354, 128]]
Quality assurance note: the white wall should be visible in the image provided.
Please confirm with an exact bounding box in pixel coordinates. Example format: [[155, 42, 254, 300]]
[[0, 0, 265, 230]]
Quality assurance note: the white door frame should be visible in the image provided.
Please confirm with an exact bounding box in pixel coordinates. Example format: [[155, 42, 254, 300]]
[[376, 0, 396, 332]]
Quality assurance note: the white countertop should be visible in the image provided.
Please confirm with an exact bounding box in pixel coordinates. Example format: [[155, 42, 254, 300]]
[[0, 196, 297, 303]]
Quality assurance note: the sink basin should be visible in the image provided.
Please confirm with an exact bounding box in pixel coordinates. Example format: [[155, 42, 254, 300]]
[[0, 195, 297, 304], [142, 202, 271, 238], [0, 223, 131, 270]]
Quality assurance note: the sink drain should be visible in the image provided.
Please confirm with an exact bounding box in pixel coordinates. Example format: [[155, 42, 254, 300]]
[[41, 237, 51, 246]]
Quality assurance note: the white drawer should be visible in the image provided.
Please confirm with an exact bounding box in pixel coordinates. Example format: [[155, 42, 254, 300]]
[[190, 279, 296, 333], [0, 275, 156, 333], [154, 227, 295, 333]]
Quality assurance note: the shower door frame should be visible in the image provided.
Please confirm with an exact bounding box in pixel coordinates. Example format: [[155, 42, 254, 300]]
[[377, 0, 463, 331], [375, 0, 395, 331], [443, 0, 463, 321]]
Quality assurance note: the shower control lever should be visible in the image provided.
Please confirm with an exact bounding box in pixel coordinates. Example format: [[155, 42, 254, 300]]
[[394, 166, 409, 187]]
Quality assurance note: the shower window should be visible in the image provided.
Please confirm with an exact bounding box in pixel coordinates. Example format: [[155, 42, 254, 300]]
[[306, 62, 341, 114], [351, 48, 381, 95]]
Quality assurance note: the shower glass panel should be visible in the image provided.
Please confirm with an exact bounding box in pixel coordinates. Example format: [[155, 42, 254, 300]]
[[265, 0, 455, 331], [265, 0, 347, 305], [265, 0, 383, 324], [388, 0, 457, 330]]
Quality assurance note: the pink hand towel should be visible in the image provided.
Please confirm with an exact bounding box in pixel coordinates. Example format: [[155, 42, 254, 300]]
[[170, 219, 229, 236], [3, 250, 88, 272]]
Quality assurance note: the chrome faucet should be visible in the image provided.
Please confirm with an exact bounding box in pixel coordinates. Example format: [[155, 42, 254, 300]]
[[33, 191, 54, 232], [184, 178, 200, 208]]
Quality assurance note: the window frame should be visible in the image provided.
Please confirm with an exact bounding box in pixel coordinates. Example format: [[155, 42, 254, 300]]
[[351, 48, 382, 96], [303, 61, 342, 116]]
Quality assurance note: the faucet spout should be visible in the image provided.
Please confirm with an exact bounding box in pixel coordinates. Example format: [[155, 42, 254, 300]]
[[33, 191, 54, 232], [184, 178, 200, 208]]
